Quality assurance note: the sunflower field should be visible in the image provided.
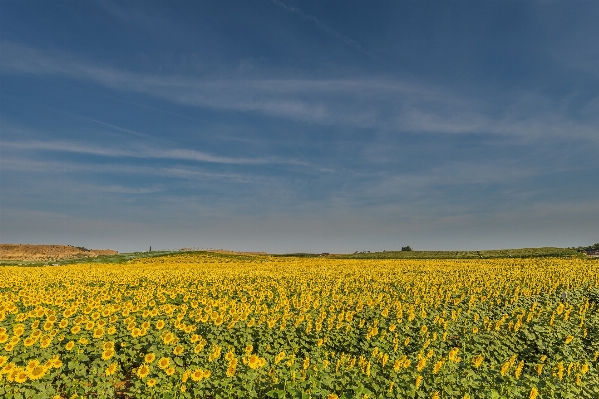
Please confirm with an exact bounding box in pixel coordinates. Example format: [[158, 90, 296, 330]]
[[0, 253, 598, 399]]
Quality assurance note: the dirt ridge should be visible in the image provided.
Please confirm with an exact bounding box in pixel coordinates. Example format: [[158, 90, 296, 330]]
[[0, 244, 118, 261]]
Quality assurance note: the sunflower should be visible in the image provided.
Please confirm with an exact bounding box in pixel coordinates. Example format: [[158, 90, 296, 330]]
[[147, 378, 157, 387], [448, 348, 459, 362], [190, 369, 204, 382], [105, 363, 117, 376], [416, 358, 426, 371], [157, 357, 170, 370], [103, 341, 115, 351], [26, 360, 40, 371], [162, 332, 175, 345], [248, 355, 260, 370], [136, 364, 150, 379], [155, 320, 165, 330], [582, 363, 589, 374], [28, 365, 46, 380], [93, 328, 104, 339], [472, 354, 484, 368], [166, 366, 175, 376], [565, 335, 574, 344], [415, 375, 423, 389], [65, 341, 75, 351], [14, 369, 28, 383], [102, 349, 115, 360], [194, 342, 206, 354], [226, 365, 236, 377], [51, 356, 63, 369], [2, 363, 16, 375], [145, 353, 156, 363], [275, 351, 285, 364], [173, 345, 184, 356]]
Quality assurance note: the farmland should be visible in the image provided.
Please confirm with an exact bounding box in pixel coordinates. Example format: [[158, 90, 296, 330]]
[[0, 253, 597, 398]]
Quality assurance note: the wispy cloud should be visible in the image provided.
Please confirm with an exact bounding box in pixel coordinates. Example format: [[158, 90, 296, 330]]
[[0, 157, 266, 185], [75, 116, 177, 144], [1, 41, 598, 143], [71, 183, 164, 194], [0, 140, 300, 165], [95, 1, 163, 29], [269, 0, 381, 62]]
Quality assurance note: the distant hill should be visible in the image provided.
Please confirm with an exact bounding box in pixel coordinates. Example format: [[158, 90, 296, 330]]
[[0, 244, 118, 262]]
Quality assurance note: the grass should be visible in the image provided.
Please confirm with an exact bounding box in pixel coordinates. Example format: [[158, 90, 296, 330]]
[[0, 250, 179, 267], [0, 249, 267, 267], [0, 246, 587, 266], [274, 247, 583, 259]]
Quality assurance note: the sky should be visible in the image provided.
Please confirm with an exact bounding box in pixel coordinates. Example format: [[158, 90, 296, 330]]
[[1, 1, 598, 253]]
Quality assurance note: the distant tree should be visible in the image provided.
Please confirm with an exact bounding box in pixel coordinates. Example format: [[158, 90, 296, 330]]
[[401, 246, 413, 251]]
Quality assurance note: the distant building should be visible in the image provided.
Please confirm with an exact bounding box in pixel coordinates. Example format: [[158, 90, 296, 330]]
[[586, 250, 599, 257]]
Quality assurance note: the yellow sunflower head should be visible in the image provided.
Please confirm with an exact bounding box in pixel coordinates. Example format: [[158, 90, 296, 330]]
[[137, 364, 150, 378], [158, 357, 170, 369], [105, 363, 118, 376], [145, 353, 156, 363]]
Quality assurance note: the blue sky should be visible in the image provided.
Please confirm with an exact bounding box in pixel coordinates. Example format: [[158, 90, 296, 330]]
[[1, 1, 598, 253]]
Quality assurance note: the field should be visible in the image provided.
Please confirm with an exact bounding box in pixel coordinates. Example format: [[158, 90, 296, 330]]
[[0, 253, 597, 398], [278, 247, 581, 260]]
